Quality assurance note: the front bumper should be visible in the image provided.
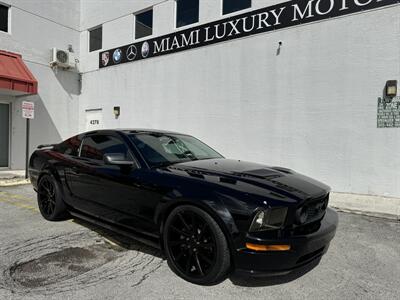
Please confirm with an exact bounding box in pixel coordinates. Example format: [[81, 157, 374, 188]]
[[234, 207, 338, 275]]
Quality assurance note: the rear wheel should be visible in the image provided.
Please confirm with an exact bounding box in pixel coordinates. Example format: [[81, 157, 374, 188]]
[[37, 173, 69, 221], [163, 205, 231, 285]]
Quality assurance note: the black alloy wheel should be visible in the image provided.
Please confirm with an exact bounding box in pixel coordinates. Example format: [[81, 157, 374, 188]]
[[37, 174, 68, 221], [164, 205, 230, 285]]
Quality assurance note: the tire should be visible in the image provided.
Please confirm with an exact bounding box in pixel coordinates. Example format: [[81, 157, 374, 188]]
[[163, 205, 231, 285], [37, 173, 69, 221]]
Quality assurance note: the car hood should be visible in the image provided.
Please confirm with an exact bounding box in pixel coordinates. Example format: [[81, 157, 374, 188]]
[[164, 158, 330, 202]]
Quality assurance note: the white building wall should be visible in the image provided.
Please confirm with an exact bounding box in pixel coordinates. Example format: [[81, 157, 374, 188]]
[[1, 0, 398, 197], [79, 1, 400, 198], [0, 0, 81, 169]]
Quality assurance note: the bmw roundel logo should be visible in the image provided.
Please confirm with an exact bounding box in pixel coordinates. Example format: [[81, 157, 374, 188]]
[[113, 49, 122, 63], [141, 41, 150, 58]]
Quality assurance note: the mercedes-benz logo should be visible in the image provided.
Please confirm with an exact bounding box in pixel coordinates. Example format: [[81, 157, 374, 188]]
[[126, 45, 137, 61]]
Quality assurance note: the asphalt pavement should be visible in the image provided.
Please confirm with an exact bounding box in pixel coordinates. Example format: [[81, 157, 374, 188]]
[[0, 185, 399, 300]]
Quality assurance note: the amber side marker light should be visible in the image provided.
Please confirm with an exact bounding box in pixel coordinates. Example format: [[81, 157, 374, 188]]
[[246, 243, 291, 252]]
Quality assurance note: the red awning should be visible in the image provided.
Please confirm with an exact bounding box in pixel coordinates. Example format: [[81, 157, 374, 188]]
[[0, 50, 38, 95]]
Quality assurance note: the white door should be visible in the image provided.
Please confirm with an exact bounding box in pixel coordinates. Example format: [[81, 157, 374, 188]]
[[85, 109, 103, 131]]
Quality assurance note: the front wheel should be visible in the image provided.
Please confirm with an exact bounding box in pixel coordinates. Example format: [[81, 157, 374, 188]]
[[37, 173, 69, 221], [163, 205, 231, 285]]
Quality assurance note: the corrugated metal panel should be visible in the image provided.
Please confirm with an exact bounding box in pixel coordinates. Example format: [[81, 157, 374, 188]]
[[0, 50, 38, 94]]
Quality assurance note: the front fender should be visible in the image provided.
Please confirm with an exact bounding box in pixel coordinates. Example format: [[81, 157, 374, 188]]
[[156, 195, 240, 262]]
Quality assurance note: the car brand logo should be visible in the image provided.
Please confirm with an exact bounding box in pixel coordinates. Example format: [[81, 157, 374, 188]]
[[141, 41, 150, 58], [101, 52, 109, 66], [113, 49, 122, 63], [126, 45, 137, 61]]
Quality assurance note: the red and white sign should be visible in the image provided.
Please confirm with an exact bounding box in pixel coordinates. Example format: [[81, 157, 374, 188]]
[[22, 101, 34, 119]]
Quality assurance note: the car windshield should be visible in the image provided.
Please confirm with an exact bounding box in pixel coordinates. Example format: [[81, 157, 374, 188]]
[[129, 133, 223, 167]]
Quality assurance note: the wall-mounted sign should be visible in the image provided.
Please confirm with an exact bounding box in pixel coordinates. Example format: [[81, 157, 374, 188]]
[[377, 97, 400, 128], [22, 101, 34, 119], [85, 109, 103, 131], [99, 0, 398, 68]]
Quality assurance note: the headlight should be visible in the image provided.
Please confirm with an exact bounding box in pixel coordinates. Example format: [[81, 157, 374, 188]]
[[295, 207, 308, 224], [249, 207, 288, 232]]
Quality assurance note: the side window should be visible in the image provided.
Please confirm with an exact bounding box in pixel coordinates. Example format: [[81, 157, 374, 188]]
[[57, 136, 82, 156], [80, 135, 131, 161]]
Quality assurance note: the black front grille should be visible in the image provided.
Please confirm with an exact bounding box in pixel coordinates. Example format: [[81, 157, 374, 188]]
[[306, 203, 324, 221], [293, 220, 321, 235], [294, 194, 329, 226]]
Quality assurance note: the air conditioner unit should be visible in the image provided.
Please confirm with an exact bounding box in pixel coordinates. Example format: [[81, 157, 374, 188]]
[[50, 48, 75, 69]]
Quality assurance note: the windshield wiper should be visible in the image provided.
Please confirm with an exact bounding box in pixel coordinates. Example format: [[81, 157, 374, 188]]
[[155, 157, 200, 168], [153, 161, 175, 168]]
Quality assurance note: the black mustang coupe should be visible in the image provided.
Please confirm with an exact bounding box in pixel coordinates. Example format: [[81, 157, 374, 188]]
[[29, 129, 338, 284]]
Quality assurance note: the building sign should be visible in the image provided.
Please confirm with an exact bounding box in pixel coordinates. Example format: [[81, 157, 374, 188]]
[[22, 101, 34, 119], [99, 0, 398, 68], [85, 109, 103, 131], [377, 97, 400, 128]]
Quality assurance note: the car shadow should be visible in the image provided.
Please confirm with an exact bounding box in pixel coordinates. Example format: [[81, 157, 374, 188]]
[[71, 218, 321, 287], [229, 257, 322, 287], [71, 218, 164, 259]]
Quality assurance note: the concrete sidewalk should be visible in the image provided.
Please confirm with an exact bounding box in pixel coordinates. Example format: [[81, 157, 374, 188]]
[[0, 170, 29, 186], [330, 192, 400, 221]]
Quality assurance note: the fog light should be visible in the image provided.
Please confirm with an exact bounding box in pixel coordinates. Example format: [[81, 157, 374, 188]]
[[246, 243, 291, 252]]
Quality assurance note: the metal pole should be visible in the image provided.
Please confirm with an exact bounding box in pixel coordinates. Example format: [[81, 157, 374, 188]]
[[25, 118, 30, 179]]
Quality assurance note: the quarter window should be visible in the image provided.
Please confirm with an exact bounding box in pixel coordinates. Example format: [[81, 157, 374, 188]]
[[57, 136, 82, 156], [0, 4, 9, 33], [89, 26, 102, 52], [135, 9, 153, 39], [80, 135, 131, 161], [223, 0, 251, 15], [176, 0, 199, 28]]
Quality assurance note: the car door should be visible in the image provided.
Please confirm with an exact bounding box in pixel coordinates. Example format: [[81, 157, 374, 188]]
[[67, 134, 154, 231]]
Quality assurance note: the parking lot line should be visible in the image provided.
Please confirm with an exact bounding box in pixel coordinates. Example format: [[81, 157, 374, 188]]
[[0, 191, 34, 202], [0, 197, 38, 213]]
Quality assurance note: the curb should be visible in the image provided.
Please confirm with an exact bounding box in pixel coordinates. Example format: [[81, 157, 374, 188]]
[[329, 192, 400, 221], [331, 207, 399, 221], [0, 178, 31, 187]]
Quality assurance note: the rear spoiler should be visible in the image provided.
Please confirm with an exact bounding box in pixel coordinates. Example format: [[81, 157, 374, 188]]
[[37, 144, 57, 149]]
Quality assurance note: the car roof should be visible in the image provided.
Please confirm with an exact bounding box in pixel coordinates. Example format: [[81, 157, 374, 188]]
[[82, 128, 190, 136]]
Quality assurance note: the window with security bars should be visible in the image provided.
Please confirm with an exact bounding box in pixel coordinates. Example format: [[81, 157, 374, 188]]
[[176, 0, 199, 28], [89, 26, 102, 52], [223, 0, 251, 15], [135, 9, 153, 39]]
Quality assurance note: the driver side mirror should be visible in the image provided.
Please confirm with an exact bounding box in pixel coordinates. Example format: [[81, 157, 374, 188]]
[[103, 153, 135, 167]]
